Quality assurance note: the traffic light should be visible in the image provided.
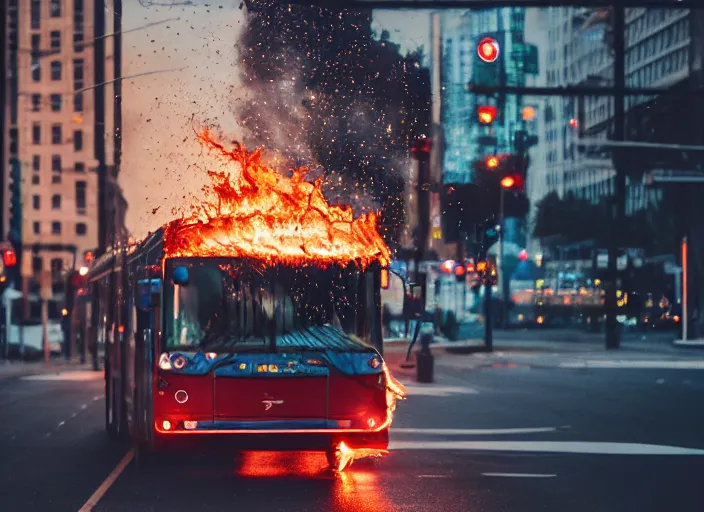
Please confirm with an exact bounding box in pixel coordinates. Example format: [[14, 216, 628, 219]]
[[454, 264, 466, 283], [8, 158, 22, 247], [477, 36, 500, 63], [411, 138, 431, 161], [441, 183, 482, 243], [500, 174, 524, 191], [485, 155, 500, 169], [472, 33, 503, 88], [477, 105, 497, 125], [514, 130, 538, 154]]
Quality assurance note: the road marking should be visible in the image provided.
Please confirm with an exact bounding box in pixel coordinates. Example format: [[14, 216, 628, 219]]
[[482, 473, 556, 478], [401, 384, 478, 396], [388, 440, 704, 455], [22, 371, 104, 381], [392, 427, 559, 435], [78, 448, 134, 512], [418, 474, 448, 478], [559, 360, 704, 369]]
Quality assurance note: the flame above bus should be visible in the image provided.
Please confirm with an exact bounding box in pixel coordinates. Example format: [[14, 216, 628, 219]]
[[163, 130, 391, 268]]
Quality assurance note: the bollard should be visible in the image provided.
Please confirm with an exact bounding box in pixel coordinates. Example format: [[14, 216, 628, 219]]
[[416, 332, 434, 383]]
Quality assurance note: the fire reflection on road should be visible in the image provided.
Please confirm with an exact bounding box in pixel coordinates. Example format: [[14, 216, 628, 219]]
[[235, 451, 395, 511]]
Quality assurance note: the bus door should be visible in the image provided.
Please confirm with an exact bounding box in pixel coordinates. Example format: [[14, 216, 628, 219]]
[[134, 273, 162, 443]]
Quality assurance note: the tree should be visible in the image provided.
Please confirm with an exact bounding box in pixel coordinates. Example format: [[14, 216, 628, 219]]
[[237, 1, 431, 251]]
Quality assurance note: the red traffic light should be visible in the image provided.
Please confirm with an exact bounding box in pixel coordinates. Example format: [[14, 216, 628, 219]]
[[454, 265, 466, 277], [477, 37, 500, 63], [412, 138, 432, 154], [485, 156, 500, 169], [477, 105, 497, 124], [71, 271, 88, 288], [501, 174, 524, 190], [3, 250, 17, 267]]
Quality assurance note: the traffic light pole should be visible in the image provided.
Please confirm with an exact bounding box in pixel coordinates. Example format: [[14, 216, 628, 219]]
[[605, 6, 626, 349]]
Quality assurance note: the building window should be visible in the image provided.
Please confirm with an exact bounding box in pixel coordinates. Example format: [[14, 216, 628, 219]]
[[76, 223, 87, 236], [73, 33, 84, 53], [33, 155, 40, 171], [31, 58, 41, 82], [31, 0, 41, 29], [51, 124, 62, 144], [50, 31, 61, 52], [73, 59, 84, 89], [51, 61, 62, 81], [52, 195, 61, 210], [33, 222, 40, 235], [9, 128, 17, 154], [51, 258, 63, 276], [50, 0, 61, 17], [51, 94, 62, 112], [33, 195, 41, 210], [74, 162, 85, 173], [32, 175, 40, 185], [32, 256, 43, 273], [73, 130, 83, 151], [73, 93, 84, 112], [32, 123, 41, 144], [76, 181, 87, 211], [31, 94, 41, 112], [52, 155, 61, 172], [52, 222, 62, 235]]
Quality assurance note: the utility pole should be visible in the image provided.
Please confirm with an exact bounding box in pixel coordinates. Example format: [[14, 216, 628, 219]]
[[605, 6, 625, 349], [1, 0, 6, 239], [92, 0, 106, 371], [114, 0, 123, 230]]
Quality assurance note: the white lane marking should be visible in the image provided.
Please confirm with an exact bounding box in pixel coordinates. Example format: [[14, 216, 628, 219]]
[[401, 384, 478, 397], [78, 447, 135, 512], [22, 371, 104, 381], [388, 440, 704, 455], [393, 427, 559, 435], [559, 360, 704, 369], [482, 473, 556, 478], [418, 474, 448, 478]]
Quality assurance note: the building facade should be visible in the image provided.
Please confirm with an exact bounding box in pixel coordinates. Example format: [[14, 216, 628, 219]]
[[532, 7, 696, 215], [3, 0, 122, 319]]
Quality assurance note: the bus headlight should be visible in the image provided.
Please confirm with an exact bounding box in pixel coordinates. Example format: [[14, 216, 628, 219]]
[[158, 353, 172, 371]]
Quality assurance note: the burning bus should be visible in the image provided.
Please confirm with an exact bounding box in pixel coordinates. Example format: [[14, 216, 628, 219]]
[[87, 131, 405, 471]]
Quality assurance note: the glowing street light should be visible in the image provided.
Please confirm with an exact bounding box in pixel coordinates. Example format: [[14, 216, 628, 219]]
[[486, 156, 500, 169], [79, 266, 89, 276]]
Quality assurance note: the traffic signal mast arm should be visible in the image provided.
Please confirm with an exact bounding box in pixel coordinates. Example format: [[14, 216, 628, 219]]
[[295, 1, 704, 9], [468, 84, 704, 98]]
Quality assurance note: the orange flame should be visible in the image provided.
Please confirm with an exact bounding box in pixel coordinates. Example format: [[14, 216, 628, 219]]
[[163, 130, 391, 268]]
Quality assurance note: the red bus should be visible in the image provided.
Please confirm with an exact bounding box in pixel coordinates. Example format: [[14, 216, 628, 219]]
[[87, 228, 405, 470]]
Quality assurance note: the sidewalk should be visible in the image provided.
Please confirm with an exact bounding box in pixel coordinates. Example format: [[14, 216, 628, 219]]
[[383, 327, 700, 361], [0, 359, 100, 380]]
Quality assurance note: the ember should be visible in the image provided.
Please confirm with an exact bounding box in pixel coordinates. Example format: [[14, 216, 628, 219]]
[[163, 130, 391, 268]]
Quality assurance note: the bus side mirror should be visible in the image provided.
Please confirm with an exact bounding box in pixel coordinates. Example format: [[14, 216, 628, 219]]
[[172, 266, 189, 287]]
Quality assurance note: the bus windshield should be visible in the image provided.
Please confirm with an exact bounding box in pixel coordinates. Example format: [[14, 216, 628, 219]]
[[163, 259, 363, 351]]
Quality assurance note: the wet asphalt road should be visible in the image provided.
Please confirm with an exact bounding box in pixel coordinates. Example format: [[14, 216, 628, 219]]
[[2, 355, 704, 512]]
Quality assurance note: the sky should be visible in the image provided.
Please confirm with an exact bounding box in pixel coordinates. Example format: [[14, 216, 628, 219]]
[[121, 1, 430, 238]]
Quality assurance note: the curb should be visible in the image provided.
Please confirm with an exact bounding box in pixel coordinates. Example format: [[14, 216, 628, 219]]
[[0, 362, 98, 380], [673, 339, 704, 348]]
